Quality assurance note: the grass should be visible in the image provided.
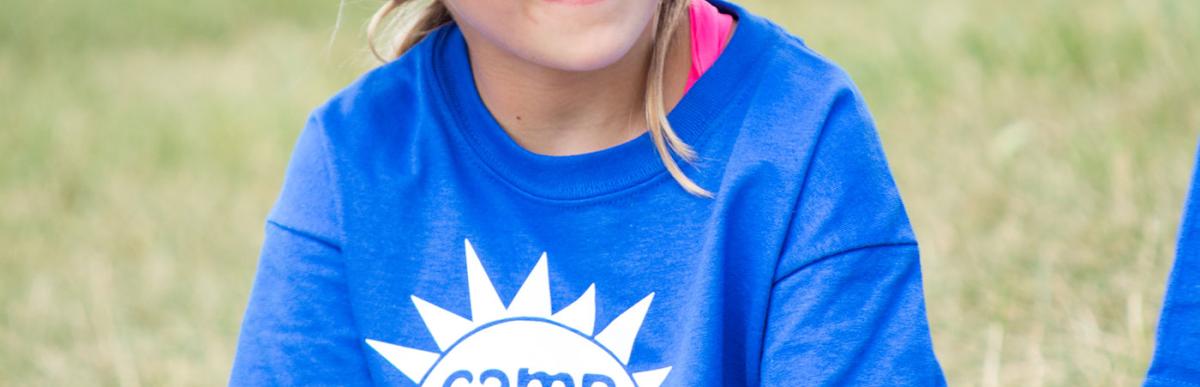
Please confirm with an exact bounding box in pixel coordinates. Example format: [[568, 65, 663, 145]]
[[1, 0, 1197, 385]]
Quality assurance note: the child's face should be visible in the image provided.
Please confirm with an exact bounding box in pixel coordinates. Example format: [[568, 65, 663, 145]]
[[443, 0, 662, 72]]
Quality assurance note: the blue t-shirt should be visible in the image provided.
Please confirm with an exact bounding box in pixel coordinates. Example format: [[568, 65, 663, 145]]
[[231, 1, 945, 385], [1146, 144, 1200, 386]]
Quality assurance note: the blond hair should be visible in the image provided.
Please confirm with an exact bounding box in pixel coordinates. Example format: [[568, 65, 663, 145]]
[[367, 0, 711, 197]]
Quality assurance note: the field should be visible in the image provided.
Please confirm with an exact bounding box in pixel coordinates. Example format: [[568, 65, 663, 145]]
[[1, 0, 1197, 385]]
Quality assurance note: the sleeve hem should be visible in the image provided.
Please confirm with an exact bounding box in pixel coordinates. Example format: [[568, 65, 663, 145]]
[[773, 241, 918, 285], [266, 219, 343, 252]]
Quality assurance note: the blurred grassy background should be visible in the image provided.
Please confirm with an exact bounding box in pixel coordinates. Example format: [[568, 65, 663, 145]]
[[1, 0, 1197, 385]]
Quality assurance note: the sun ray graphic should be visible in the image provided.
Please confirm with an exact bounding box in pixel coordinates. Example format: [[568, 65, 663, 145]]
[[366, 239, 671, 387]]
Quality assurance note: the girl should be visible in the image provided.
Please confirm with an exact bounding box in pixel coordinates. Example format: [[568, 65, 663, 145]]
[[232, 0, 946, 385]]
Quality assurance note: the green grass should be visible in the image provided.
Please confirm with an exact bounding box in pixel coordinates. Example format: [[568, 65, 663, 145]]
[[1, 0, 1198, 385]]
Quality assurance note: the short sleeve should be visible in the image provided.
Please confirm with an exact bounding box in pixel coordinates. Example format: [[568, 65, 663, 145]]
[[230, 115, 372, 385], [760, 87, 945, 385]]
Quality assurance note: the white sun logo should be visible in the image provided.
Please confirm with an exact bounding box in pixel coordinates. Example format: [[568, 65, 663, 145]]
[[365, 240, 672, 387]]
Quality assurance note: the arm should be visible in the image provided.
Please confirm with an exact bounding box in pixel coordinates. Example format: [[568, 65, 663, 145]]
[[230, 116, 372, 385], [760, 86, 944, 385]]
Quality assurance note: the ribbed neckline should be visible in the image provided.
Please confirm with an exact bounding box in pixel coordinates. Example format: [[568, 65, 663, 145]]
[[430, 0, 773, 201]]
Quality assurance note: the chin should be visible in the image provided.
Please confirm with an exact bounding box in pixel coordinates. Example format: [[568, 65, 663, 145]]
[[516, 28, 648, 73], [527, 43, 632, 72]]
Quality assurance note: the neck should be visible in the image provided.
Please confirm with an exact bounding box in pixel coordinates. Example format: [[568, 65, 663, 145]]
[[461, 12, 691, 156]]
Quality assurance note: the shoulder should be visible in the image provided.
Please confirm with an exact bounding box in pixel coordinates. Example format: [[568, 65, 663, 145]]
[[721, 7, 917, 265], [713, 7, 873, 173], [305, 27, 451, 155], [721, 0, 860, 103], [705, 6, 900, 214], [713, 1, 868, 148], [750, 16, 862, 119]]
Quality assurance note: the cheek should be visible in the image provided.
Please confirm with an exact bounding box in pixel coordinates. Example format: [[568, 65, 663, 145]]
[[450, 0, 660, 72]]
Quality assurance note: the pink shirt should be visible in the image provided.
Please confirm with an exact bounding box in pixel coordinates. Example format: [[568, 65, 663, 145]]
[[685, 0, 735, 92]]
